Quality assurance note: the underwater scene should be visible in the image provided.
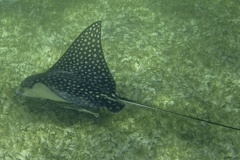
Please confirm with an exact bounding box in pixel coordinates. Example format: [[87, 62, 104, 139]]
[[0, 0, 239, 159]]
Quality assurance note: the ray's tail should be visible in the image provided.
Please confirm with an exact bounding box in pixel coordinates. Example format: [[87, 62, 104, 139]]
[[108, 95, 240, 131]]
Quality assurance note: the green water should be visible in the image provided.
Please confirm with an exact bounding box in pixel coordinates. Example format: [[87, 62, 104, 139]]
[[0, 0, 239, 159]]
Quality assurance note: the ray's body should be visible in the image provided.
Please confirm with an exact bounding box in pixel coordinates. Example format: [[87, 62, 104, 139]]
[[16, 21, 239, 131]]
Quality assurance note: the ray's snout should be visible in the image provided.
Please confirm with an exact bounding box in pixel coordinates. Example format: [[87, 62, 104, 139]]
[[15, 86, 24, 96]]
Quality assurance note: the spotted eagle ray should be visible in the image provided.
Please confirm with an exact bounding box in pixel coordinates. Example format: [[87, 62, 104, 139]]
[[16, 21, 239, 131]]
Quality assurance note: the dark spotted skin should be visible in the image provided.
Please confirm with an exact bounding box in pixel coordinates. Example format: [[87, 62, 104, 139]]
[[20, 21, 124, 112]]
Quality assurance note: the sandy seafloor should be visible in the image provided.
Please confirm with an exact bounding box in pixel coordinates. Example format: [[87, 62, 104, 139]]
[[0, 0, 239, 159]]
